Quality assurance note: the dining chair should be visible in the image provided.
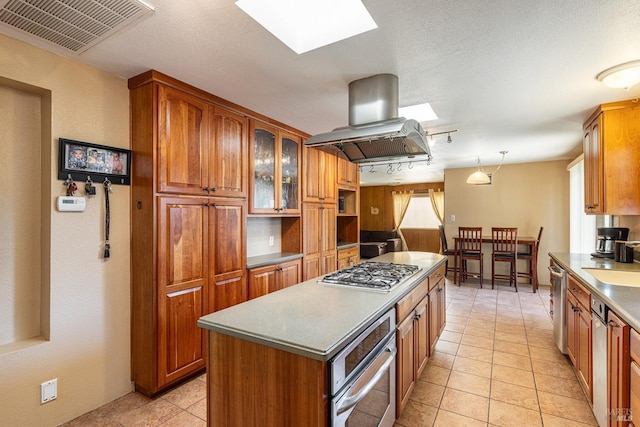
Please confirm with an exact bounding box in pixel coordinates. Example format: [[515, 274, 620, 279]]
[[517, 226, 543, 293], [458, 227, 483, 287], [438, 225, 460, 279], [491, 227, 518, 291]]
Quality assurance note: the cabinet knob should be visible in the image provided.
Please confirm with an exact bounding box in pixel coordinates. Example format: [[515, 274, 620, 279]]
[[608, 321, 620, 328], [204, 187, 209, 192]]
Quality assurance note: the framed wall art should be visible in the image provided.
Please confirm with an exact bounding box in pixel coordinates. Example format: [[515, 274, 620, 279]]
[[58, 138, 131, 185]]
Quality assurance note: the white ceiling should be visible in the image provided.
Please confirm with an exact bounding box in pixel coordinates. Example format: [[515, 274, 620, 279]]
[[5, 0, 640, 186]]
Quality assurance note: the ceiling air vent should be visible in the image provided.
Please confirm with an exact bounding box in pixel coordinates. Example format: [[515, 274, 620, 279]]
[[0, 0, 154, 54]]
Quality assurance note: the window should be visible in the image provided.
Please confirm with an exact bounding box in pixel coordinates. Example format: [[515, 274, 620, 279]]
[[400, 195, 440, 229], [569, 156, 596, 253]]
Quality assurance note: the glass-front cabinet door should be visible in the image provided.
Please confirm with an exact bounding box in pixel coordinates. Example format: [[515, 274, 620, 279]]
[[249, 120, 301, 215], [280, 134, 299, 212]]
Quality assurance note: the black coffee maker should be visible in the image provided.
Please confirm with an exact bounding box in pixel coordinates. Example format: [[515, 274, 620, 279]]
[[591, 227, 630, 258]]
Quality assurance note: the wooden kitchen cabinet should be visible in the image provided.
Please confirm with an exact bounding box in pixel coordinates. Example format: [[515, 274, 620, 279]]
[[250, 120, 301, 215], [129, 71, 248, 396], [608, 309, 630, 427], [156, 86, 248, 198], [566, 275, 592, 402], [396, 277, 430, 416], [583, 100, 640, 215], [302, 202, 337, 280], [337, 246, 359, 270], [428, 264, 446, 353], [248, 258, 302, 299], [303, 146, 337, 204], [337, 154, 358, 190], [630, 328, 640, 426]]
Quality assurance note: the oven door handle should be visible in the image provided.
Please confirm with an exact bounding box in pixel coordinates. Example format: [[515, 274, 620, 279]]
[[336, 345, 396, 415]]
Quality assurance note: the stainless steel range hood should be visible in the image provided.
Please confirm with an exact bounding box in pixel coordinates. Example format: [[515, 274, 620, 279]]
[[306, 74, 432, 164]]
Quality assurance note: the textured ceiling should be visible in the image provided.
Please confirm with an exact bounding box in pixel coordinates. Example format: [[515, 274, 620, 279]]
[[4, 0, 640, 185]]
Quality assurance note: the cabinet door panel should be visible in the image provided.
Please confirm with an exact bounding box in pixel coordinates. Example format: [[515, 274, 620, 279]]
[[248, 266, 277, 300], [211, 276, 247, 312], [303, 147, 322, 202], [415, 296, 429, 378], [158, 198, 208, 291], [566, 291, 578, 366], [210, 106, 247, 198], [251, 124, 277, 212], [428, 289, 439, 354], [158, 86, 207, 195], [608, 310, 630, 426], [279, 259, 301, 289], [631, 361, 640, 427], [396, 314, 415, 414], [161, 286, 206, 384], [303, 203, 321, 260], [210, 200, 246, 281], [577, 306, 592, 401], [280, 133, 300, 212]]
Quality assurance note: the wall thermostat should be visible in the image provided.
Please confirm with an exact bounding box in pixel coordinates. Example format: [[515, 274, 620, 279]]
[[57, 196, 86, 212]]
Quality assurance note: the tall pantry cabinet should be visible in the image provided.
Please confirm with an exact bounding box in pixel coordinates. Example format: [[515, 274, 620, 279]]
[[128, 71, 247, 396]]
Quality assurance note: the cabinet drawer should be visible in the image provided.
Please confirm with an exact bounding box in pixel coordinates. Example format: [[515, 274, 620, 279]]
[[428, 264, 446, 291], [396, 278, 429, 323], [338, 246, 359, 260], [567, 274, 591, 310], [631, 329, 640, 363]]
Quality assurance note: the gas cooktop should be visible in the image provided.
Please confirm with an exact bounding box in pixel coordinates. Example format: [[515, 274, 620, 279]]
[[320, 262, 421, 292]]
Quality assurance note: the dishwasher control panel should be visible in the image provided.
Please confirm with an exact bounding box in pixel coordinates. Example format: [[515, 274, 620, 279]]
[[591, 294, 608, 322]]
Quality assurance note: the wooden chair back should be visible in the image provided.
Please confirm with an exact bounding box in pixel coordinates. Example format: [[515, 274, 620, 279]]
[[492, 227, 518, 255], [458, 227, 483, 253]]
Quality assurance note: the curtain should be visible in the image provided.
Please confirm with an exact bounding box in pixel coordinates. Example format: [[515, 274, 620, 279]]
[[428, 189, 445, 225], [392, 190, 413, 250]]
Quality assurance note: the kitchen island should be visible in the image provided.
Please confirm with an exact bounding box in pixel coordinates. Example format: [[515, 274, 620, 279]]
[[198, 251, 446, 426]]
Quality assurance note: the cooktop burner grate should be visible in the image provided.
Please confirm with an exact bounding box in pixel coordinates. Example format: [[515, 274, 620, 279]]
[[320, 262, 420, 291]]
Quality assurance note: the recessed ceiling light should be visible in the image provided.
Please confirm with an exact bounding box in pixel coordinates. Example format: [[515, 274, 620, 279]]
[[597, 60, 640, 90], [399, 103, 438, 122], [235, 0, 377, 54]]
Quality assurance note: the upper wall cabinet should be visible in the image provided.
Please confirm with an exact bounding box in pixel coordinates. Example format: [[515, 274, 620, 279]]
[[583, 99, 640, 215], [337, 155, 358, 190], [249, 120, 301, 215], [157, 86, 248, 198], [303, 146, 337, 204]]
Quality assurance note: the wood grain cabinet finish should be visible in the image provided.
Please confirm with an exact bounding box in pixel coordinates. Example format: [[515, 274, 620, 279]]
[[337, 155, 358, 190], [396, 278, 429, 416], [248, 259, 302, 300], [428, 267, 446, 354], [337, 246, 359, 270], [608, 309, 630, 427], [303, 146, 337, 204], [129, 71, 248, 396], [249, 120, 301, 215], [630, 329, 640, 427], [302, 202, 337, 281], [566, 275, 592, 402], [157, 86, 248, 198], [583, 100, 640, 215]]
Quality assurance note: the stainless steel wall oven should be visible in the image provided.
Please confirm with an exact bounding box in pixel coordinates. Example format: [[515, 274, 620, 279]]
[[330, 308, 397, 427]]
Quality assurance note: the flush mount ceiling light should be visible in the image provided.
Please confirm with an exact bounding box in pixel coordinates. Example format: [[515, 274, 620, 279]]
[[596, 60, 640, 90], [466, 150, 508, 185], [235, 0, 377, 54], [399, 103, 438, 123]]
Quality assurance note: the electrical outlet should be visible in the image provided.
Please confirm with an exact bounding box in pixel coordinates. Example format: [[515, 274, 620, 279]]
[[41, 379, 57, 404], [450, 214, 456, 222], [269, 236, 275, 246]]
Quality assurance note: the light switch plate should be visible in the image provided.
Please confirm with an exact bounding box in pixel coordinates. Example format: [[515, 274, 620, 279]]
[[41, 379, 57, 404]]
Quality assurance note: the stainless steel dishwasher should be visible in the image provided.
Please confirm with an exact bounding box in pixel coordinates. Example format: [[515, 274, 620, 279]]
[[548, 263, 567, 353], [591, 293, 608, 427]]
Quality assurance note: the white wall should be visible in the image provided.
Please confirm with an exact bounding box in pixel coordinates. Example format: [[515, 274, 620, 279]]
[[0, 34, 132, 426], [444, 160, 571, 285]]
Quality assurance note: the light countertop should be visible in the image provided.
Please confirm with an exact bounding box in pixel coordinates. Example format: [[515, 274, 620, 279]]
[[198, 251, 446, 361], [549, 253, 640, 331]]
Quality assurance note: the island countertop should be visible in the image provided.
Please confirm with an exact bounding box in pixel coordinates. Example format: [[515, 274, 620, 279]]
[[549, 253, 640, 331], [198, 251, 446, 361]]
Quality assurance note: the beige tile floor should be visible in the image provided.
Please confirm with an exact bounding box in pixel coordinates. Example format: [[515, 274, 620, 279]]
[[63, 279, 597, 427]]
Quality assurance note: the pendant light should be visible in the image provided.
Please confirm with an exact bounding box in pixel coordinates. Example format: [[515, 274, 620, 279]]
[[466, 151, 508, 185]]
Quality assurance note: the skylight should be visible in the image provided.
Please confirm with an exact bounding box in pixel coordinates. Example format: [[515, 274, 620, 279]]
[[235, 0, 377, 54], [399, 103, 438, 122]]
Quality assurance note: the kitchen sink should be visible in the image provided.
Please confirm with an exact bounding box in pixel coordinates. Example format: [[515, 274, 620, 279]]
[[583, 268, 640, 287]]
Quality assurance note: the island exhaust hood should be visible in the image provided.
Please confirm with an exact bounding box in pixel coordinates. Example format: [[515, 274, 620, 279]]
[[305, 74, 432, 164]]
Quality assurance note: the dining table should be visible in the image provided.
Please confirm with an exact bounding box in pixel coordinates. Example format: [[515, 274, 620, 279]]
[[452, 235, 538, 292]]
